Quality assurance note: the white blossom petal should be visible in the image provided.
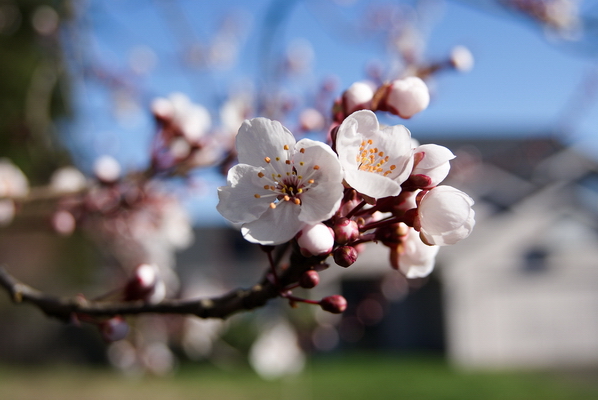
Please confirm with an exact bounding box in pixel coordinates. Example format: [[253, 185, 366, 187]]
[[217, 164, 273, 224], [241, 201, 303, 245], [236, 118, 295, 169], [399, 228, 439, 278]]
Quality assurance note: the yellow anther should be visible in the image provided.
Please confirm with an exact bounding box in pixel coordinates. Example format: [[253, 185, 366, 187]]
[[294, 198, 301, 205], [367, 139, 373, 145], [265, 157, 271, 163], [276, 157, 280, 161], [308, 179, 315, 184], [300, 161, 304, 166], [390, 165, 396, 170], [284, 195, 290, 201], [297, 188, 303, 193], [284, 144, 290, 150]]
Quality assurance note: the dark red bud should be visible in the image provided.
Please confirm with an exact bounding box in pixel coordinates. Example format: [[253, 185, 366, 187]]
[[320, 295, 348, 314], [333, 246, 358, 268], [299, 270, 320, 289]]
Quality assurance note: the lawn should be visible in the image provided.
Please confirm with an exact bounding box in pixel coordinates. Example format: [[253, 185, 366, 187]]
[[1, 353, 597, 400]]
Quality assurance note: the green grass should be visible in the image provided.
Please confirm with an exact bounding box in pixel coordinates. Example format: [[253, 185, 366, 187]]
[[1, 353, 597, 400]]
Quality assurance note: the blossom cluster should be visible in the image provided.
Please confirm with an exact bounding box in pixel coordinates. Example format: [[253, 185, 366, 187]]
[[218, 105, 475, 283]]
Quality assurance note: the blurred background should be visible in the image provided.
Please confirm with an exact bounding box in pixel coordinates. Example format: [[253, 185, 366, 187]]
[[2, 0, 598, 398]]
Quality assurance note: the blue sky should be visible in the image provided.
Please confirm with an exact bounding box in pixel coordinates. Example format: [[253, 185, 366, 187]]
[[64, 0, 598, 224]]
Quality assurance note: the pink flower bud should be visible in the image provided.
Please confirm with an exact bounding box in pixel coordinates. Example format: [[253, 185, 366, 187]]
[[299, 108, 325, 132], [450, 46, 474, 73], [342, 81, 374, 115], [299, 270, 320, 289], [332, 217, 360, 245], [333, 245, 358, 268], [415, 186, 475, 246], [100, 316, 129, 342], [296, 223, 335, 257], [382, 76, 430, 119], [123, 263, 165, 303], [320, 295, 348, 314]]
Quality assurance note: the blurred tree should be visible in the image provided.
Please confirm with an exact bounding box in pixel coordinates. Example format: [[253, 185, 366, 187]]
[[0, 0, 71, 183]]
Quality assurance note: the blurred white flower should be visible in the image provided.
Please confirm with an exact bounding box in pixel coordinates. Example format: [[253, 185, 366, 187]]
[[50, 166, 87, 193], [450, 45, 474, 72], [152, 92, 211, 143], [0, 159, 29, 198], [94, 155, 121, 183], [249, 319, 305, 380]]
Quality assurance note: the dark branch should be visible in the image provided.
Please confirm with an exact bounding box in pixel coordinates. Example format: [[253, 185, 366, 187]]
[[0, 249, 326, 323]]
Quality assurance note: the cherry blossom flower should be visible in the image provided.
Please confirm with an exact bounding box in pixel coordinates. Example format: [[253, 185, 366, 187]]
[[415, 185, 475, 246], [395, 226, 439, 278], [335, 110, 413, 199], [50, 166, 87, 193], [249, 319, 305, 380], [405, 144, 455, 190], [152, 92, 211, 143], [217, 118, 343, 245]]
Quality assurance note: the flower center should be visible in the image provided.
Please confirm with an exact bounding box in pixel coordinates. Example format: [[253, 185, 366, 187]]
[[253, 145, 319, 209], [356, 139, 396, 176]]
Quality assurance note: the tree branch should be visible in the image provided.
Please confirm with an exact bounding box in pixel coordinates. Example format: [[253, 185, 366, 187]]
[[0, 250, 326, 323]]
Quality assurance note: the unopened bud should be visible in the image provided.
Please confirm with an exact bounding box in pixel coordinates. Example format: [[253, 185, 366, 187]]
[[299, 108, 325, 132], [333, 245, 358, 268], [342, 81, 374, 115], [299, 270, 320, 289], [123, 263, 164, 303], [297, 223, 334, 257], [320, 295, 348, 314], [333, 217, 360, 245], [100, 316, 129, 342], [380, 76, 429, 119], [93, 155, 121, 183], [450, 45, 474, 73]]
